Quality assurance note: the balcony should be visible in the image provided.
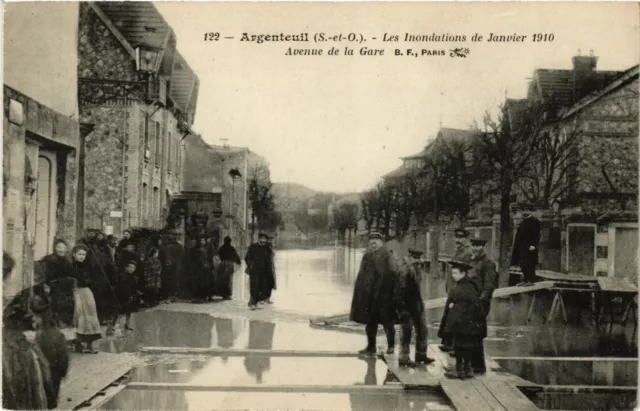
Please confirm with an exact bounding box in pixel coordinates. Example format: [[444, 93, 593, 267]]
[[78, 78, 144, 106], [146, 76, 167, 106]]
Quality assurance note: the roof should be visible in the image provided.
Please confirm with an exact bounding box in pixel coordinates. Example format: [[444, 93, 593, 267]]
[[97, 2, 171, 49], [170, 51, 199, 113], [563, 65, 639, 119], [530, 68, 622, 109], [437, 128, 478, 142], [382, 165, 409, 180]]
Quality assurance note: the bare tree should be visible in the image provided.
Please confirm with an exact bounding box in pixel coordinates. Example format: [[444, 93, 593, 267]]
[[332, 200, 360, 246], [517, 120, 582, 209], [247, 161, 275, 241], [479, 101, 548, 286]]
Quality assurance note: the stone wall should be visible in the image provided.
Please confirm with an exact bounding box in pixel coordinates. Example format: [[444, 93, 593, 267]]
[[3, 86, 79, 297], [574, 78, 638, 211], [78, 3, 135, 81], [80, 106, 128, 230]]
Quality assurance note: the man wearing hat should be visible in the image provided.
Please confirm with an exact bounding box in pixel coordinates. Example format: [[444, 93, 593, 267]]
[[469, 237, 498, 374], [439, 228, 473, 352], [393, 248, 435, 366], [245, 233, 276, 310], [511, 209, 542, 287], [350, 231, 398, 356]]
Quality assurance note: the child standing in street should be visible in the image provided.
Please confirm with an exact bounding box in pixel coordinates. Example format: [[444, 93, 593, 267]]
[[143, 247, 162, 307], [114, 260, 140, 331], [443, 260, 487, 379]]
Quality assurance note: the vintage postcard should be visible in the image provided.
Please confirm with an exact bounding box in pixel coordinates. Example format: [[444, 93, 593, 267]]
[[2, 1, 639, 411]]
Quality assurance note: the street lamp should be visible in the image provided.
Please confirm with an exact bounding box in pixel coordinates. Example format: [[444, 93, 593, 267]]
[[135, 46, 161, 73]]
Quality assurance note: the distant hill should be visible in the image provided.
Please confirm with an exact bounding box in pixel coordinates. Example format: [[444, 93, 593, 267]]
[[272, 182, 318, 210]]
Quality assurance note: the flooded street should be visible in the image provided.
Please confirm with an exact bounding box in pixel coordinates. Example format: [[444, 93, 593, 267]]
[[98, 248, 637, 410]]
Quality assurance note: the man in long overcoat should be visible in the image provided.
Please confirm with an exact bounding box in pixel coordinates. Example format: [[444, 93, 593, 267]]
[[469, 238, 498, 374], [439, 228, 473, 352], [245, 233, 275, 310], [511, 210, 542, 286], [350, 232, 398, 356]]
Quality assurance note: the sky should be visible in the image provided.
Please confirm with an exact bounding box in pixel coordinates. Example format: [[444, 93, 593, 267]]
[[156, 2, 639, 193]]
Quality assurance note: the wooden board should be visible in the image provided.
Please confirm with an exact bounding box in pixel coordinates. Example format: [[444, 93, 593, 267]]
[[140, 347, 360, 357], [441, 379, 499, 411], [597, 277, 638, 293], [481, 380, 540, 411], [313, 281, 557, 323], [126, 382, 405, 393], [380, 348, 440, 388], [58, 352, 138, 410]]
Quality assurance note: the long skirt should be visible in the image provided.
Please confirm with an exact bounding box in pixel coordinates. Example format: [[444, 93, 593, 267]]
[[73, 287, 102, 343], [215, 261, 235, 297]]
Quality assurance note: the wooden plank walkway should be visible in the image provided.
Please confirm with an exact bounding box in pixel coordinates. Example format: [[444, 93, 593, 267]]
[[380, 349, 440, 388], [140, 347, 361, 357], [58, 352, 139, 410], [312, 281, 556, 326], [379, 345, 540, 410], [126, 382, 405, 393]]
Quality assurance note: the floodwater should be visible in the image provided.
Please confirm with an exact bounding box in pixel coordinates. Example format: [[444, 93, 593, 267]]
[[99, 247, 637, 411]]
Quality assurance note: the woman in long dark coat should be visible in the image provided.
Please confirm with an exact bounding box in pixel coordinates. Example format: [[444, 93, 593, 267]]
[[38, 239, 76, 327], [161, 235, 184, 301], [190, 237, 214, 303], [70, 245, 102, 353], [216, 237, 241, 300]]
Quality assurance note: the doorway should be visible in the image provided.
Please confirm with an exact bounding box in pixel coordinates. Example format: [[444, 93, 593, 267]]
[[34, 151, 57, 261], [567, 224, 595, 276]]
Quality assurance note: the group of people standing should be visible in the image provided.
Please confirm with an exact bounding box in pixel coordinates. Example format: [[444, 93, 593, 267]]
[[349, 229, 499, 379], [33, 228, 185, 352], [437, 228, 498, 379], [183, 232, 277, 311]]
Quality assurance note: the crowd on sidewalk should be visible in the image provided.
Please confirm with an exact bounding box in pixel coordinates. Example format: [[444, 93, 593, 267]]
[[2, 225, 281, 409]]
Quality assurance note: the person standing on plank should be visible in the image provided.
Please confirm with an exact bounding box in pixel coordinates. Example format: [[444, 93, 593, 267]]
[[393, 248, 435, 366], [350, 232, 398, 356], [511, 208, 542, 287], [469, 238, 498, 374], [439, 228, 473, 353]]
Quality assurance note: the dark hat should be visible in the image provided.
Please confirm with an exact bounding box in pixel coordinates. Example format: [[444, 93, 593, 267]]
[[258, 233, 268, 239], [408, 248, 424, 258], [454, 229, 470, 238], [369, 231, 383, 240], [448, 260, 473, 272], [470, 238, 487, 246]]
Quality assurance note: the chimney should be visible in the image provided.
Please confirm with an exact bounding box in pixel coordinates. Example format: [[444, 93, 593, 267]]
[[572, 50, 598, 102]]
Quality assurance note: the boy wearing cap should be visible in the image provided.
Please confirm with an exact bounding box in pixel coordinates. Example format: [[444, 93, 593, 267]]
[[439, 228, 473, 353], [469, 237, 498, 374], [245, 233, 275, 310], [393, 248, 435, 366], [443, 260, 487, 379]]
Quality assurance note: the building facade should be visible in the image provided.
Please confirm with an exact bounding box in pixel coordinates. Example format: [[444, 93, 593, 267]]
[[3, 3, 81, 297], [77, 2, 199, 235]]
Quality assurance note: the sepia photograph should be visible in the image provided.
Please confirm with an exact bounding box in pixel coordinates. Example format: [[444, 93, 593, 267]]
[[1, 1, 639, 410]]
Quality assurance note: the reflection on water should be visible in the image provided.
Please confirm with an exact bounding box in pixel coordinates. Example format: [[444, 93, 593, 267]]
[[244, 321, 275, 383], [498, 359, 638, 386]]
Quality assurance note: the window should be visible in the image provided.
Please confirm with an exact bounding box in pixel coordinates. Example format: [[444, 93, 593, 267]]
[[153, 187, 160, 222], [142, 183, 148, 224], [167, 132, 172, 171], [155, 122, 161, 167]]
